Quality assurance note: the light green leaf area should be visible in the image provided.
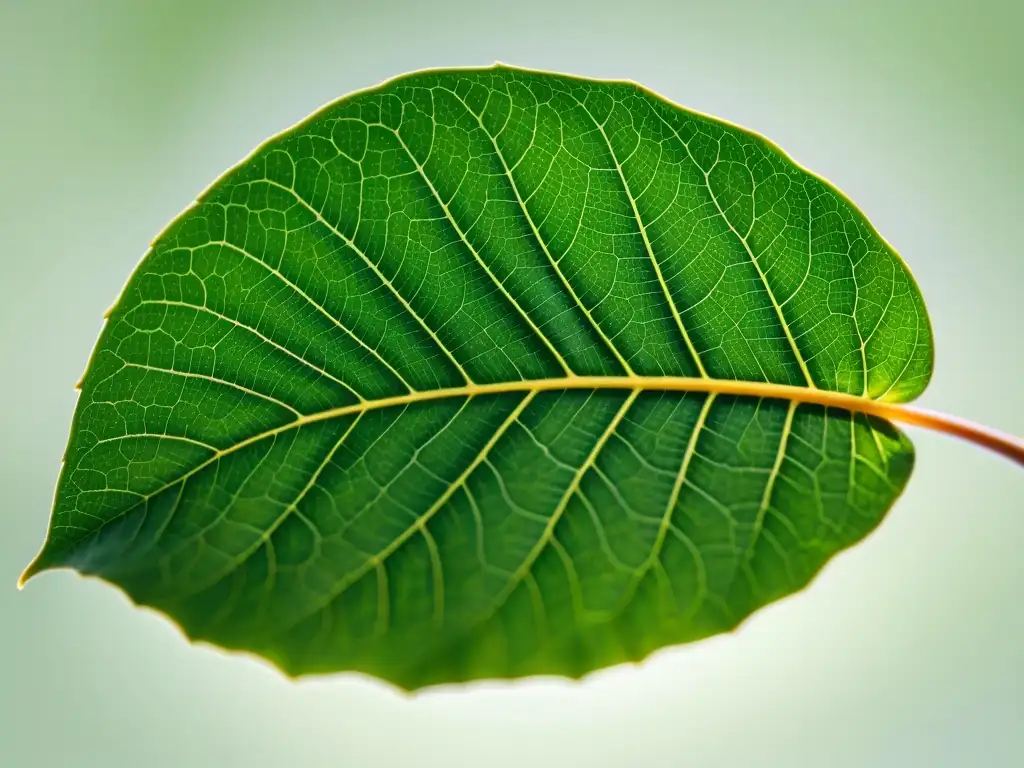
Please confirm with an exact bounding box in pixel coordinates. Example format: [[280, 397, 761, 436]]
[[26, 66, 933, 690]]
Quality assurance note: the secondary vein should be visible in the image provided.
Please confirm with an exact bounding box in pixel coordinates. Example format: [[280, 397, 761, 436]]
[[574, 96, 710, 379], [443, 85, 637, 377]]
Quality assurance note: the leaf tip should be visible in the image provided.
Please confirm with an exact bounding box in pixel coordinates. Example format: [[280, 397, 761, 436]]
[[17, 562, 37, 590], [18, 544, 56, 589]]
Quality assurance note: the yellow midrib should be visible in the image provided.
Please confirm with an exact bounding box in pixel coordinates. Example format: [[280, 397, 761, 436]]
[[177, 375, 1024, 469], [19, 373, 1023, 589]]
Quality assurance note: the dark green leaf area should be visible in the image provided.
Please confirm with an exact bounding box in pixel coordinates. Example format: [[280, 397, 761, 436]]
[[29, 67, 930, 689], [54, 391, 911, 689]]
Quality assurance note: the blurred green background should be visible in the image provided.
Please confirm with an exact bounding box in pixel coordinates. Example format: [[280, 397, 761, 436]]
[[1, 1, 1021, 765]]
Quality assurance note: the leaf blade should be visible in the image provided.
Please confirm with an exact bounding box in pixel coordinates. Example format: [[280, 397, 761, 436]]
[[26, 65, 932, 689]]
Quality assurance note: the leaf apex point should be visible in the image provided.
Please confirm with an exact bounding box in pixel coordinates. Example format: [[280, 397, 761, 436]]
[[17, 561, 40, 590]]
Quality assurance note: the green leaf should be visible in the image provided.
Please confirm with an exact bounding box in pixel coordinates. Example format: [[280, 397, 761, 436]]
[[24, 65, 934, 690]]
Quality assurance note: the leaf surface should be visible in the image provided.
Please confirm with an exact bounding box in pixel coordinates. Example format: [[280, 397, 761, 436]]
[[26, 66, 933, 690]]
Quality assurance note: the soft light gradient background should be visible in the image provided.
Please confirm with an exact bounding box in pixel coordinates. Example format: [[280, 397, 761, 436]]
[[2, 1, 1021, 765]]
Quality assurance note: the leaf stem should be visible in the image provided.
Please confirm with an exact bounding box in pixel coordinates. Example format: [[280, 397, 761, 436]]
[[870, 403, 1024, 467]]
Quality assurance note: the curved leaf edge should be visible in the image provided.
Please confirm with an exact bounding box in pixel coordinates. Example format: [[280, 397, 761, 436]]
[[25, 430, 914, 694], [18, 64, 940, 690]]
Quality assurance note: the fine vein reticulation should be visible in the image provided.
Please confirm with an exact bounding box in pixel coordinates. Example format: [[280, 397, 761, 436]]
[[26, 66, 942, 690]]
